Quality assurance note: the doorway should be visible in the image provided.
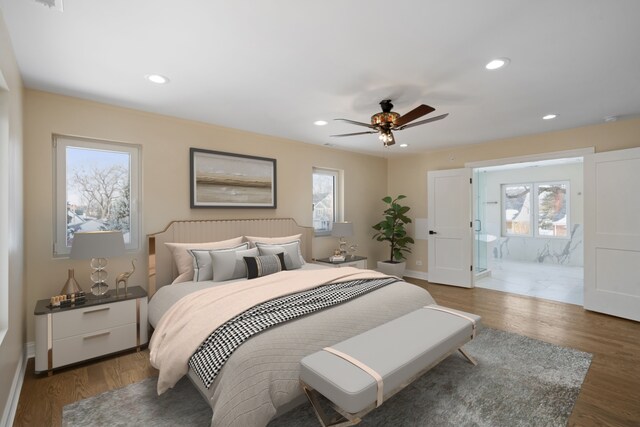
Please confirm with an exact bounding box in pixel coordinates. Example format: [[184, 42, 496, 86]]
[[472, 157, 584, 305]]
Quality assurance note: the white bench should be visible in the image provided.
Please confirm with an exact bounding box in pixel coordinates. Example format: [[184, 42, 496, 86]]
[[299, 305, 481, 426]]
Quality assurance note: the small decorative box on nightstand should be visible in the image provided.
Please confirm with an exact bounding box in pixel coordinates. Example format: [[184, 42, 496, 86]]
[[34, 286, 148, 375], [315, 256, 367, 269]]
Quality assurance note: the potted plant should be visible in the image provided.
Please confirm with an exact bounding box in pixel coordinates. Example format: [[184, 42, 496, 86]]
[[372, 195, 414, 277]]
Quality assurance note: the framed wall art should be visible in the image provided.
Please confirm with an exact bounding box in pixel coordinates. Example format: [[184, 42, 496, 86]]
[[190, 148, 277, 208]]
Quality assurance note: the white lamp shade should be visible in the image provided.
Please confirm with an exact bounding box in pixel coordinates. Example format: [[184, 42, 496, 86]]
[[331, 222, 354, 237], [70, 231, 125, 259]]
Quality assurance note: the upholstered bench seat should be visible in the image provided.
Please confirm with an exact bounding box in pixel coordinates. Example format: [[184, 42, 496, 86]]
[[300, 305, 481, 426]]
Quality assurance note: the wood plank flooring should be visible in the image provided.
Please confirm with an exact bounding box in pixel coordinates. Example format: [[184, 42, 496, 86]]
[[13, 281, 640, 427]]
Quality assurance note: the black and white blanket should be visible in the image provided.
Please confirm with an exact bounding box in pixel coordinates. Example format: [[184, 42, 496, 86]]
[[188, 277, 398, 389]]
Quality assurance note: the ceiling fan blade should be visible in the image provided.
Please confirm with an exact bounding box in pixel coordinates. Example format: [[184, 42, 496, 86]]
[[396, 113, 449, 130], [334, 118, 377, 129], [394, 104, 436, 127], [330, 131, 378, 137]]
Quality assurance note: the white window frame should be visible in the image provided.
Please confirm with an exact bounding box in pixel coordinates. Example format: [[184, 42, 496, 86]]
[[501, 180, 571, 239], [53, 135, 141, 257], [0, 75, 9, 342], [312, 167, 343, 236]]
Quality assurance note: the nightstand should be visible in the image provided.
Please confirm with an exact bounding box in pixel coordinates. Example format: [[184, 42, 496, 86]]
[[315, 256, 367, 269], [34, 286, 148, 375]]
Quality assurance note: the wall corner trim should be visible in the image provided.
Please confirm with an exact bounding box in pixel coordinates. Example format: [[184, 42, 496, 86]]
[[0, 344, 28, 427]]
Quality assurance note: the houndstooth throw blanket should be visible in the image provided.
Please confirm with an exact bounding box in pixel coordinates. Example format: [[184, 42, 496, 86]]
[[189, 277, 398, 389]]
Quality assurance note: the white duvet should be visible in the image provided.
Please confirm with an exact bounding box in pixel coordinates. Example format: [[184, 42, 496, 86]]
[[149, 267, 394, 394]]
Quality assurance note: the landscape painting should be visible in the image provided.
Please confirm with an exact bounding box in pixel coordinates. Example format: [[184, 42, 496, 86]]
[[190, 148, 277, 208]]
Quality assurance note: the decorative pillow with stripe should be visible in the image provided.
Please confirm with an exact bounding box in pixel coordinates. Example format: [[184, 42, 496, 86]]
[[244, 253, 287, 279], [189, 243, 249, 282], [165, 236, 244, 283], [245, 234, 306, 264], [210, 247, 259, 282], [256, 242, 303, 270]]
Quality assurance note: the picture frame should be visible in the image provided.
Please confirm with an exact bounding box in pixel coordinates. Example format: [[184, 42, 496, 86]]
[[190, 148, 277, 208]]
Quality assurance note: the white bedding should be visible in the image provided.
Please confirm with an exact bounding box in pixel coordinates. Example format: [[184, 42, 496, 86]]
[[148, 263, 327, 328], [148, 264, 436, 426]]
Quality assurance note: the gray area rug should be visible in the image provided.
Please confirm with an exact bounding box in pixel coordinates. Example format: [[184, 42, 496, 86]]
[[63, 328, 592, 427]]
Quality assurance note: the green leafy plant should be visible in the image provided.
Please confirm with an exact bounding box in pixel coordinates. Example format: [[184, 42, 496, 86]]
[[372, 195, 414, 263]]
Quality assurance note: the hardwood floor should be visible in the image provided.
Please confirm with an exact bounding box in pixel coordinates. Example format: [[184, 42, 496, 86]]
[[13, 282, 640, 427], [14, 349, 157, 427]]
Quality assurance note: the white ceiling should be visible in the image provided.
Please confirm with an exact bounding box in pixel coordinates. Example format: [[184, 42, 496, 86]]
[[2, 0, 640, 157]]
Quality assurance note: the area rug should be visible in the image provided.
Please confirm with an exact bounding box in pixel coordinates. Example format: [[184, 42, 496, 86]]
[[62, 328, 592, 427]]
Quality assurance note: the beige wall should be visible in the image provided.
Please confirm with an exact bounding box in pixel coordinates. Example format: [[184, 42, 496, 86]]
[[0, 9, 25, 425], [388, 118, 640, 274], [23, 89, 389, 342]]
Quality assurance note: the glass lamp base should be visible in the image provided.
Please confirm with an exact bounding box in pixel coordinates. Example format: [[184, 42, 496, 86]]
[[90, 281, 110, 296]]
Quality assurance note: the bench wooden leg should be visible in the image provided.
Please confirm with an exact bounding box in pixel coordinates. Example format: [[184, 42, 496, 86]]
[[301, 381, 361, 427], [458, 347, 477, 366]]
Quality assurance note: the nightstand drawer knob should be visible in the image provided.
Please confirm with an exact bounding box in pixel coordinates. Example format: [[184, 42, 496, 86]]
[[83, 307, 110, 314], [83, 331, 111, 340]]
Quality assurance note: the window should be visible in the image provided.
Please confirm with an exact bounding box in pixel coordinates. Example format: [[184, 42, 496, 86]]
[[502, 181, 569, 238], [312, 168, 342, 235], [536, 182, 568, 237], [53, 135, 141, 256], [503, 184, 532, 236]]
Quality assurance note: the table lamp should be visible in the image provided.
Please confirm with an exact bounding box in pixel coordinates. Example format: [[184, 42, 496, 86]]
[[70, 231, 125, 297], [331, 222, 354, 257]]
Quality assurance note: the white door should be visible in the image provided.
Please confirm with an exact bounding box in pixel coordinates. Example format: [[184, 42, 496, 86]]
[[584, 147, 640, 321], [427, 168, 472, 287]]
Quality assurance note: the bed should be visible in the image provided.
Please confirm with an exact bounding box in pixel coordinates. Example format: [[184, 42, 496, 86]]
[[147, 218, 436, 427]]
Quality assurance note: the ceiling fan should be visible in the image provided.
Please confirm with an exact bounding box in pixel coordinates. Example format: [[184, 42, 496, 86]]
[[331, 100, 448, 147]]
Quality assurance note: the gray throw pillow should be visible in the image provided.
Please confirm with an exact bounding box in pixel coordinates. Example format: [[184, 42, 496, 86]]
[[210, 247, 259, 282], [189, 243, 248, 282], [256, 241, 303, 270]]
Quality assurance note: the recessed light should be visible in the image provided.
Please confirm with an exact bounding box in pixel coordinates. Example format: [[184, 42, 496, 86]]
[[485, 58, 510, 70], [314, 120, 328, 126], [542, 114, 557, 120], [399, 143, 409, 148], [145, 74, 169, 84]]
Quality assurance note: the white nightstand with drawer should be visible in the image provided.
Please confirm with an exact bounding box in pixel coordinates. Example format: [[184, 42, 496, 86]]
[[315, 256, 367, 269], [34, 286, 148, 375]]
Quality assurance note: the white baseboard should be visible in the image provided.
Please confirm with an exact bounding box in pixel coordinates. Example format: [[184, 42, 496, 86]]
[[0, 345, 28, 427], [404, 269, 429, 281], [26, 341, 35, 359]]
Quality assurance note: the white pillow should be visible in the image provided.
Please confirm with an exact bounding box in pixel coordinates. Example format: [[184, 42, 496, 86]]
[[165, 236, 244, 283], [245, 234, 302, 247], [210, 247, 259, 282], [246, 234, 305, 264], [256, 242, 303, 270], [190, 243, 249, 282]]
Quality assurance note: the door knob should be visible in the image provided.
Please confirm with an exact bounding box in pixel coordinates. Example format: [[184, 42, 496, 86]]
[[429, 230, 437, 235]]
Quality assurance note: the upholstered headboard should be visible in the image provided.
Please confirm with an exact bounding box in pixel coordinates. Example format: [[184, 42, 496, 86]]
[[147, 218, 314, 296]]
